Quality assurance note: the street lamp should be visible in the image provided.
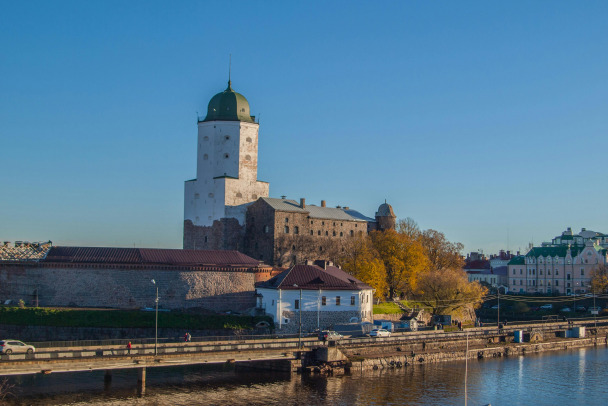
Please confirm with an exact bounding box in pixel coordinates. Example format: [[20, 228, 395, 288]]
[[151, 279, 159, 355], [294, 284, 302, 349]]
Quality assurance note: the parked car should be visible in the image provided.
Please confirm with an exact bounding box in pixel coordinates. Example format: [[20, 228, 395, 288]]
[[560, 307, 572, 313], [0, 340, 35, 355], [318, 330, 343, 341], [540, 304, 553, 310], [368, 329, 391, 338], [530, 306, 540, 311], [491, 305, 499, 310], [589, 306, 603, 314], [575, 305, 586, 312]]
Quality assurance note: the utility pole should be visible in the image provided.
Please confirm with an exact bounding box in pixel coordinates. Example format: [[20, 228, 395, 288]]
[[151, 279, 159, 356], [497, 289, 500, 328]]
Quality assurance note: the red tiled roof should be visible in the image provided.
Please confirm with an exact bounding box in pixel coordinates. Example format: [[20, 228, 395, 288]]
[[257, 264, 372, 291], [43, 247, 263, 267]]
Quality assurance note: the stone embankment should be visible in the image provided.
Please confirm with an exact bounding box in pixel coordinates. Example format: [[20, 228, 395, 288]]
[[307, 325, 608, 374]]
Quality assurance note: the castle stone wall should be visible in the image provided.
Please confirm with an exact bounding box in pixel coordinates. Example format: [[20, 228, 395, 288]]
[[0, 264, 255, 311]]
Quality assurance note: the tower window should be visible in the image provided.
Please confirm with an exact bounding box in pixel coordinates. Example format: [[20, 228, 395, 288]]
[[252, 194, 258, 199], [203, 154, 208, 160], [245, 155, 251, 161], [284, 226, 289, 234], [225, 135, 230, 140], [285, 217, 289, 223], [236, 192, 242, 198], [332, 231, 336, 236], [294, 226, 299, 234], [246, 137, 252, 142], [224, 153, 229, 159], [340, 232, 343, 237], [204, 236, 208, 243], [318, 231, 321, 236], [325, 231, 328, 236], [350, 230, 354, 237]]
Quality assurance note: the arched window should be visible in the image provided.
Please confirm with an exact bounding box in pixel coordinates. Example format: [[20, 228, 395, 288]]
[[284, 226, 289, 234], [246, 137, 252, 143]]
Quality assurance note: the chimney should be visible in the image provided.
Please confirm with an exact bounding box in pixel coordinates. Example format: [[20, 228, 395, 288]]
[[300, 198, 305, 208], [344, 206, 349, 210], [281, 195, 286, 199], [321, 200, 326, 207]]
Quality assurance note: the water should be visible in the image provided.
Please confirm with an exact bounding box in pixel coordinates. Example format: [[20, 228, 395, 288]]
[[4, 346, 608, 405]]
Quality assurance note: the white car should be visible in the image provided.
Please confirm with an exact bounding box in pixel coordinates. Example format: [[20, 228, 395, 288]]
[[368, 329, 391, 338], [0, 340, 35, 355], [540, 304, 553, 310]]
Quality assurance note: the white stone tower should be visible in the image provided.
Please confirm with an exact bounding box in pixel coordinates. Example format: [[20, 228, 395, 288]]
[[184, 80, 269, 250]]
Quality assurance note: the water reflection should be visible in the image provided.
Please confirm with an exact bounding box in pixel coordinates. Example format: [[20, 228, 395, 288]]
[[4, 347, 608, 406]]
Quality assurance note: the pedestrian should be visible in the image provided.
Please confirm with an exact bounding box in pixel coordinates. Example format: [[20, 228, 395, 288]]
[[184, 333, 188, 342], [127, 341, 132, 355], [187, 332, 191, 342]]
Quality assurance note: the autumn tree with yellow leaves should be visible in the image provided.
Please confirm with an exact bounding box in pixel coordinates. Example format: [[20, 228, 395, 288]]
[[340, 217, 486, 314]]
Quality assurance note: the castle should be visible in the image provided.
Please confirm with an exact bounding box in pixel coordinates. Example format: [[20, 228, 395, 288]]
[[184, 80, 396, 266]]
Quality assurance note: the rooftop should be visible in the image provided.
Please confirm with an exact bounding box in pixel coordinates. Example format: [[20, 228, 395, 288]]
[[257, 264, 373, 291]]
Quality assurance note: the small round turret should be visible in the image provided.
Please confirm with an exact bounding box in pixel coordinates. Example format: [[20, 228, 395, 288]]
[[375, 201, 396, 231]]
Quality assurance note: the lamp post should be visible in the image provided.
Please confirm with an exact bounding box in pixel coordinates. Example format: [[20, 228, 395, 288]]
[[294, 284, 302, 349], [151, 279, 158, 356]]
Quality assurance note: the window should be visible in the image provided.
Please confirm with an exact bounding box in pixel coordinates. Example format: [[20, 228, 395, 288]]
[[318, 230, 321, 236], [204, 236, 208, 243], [264, 225, 269, 233], [540, 270, 543, 275], [225, 135, 230, 140], [513, 269, 516, 275], [555, 271, 559, 276], [252, 194, 258, 199], [325, 231, 328, 236], [294, 300, 299, 309], [340, 232, 343, 237], [203, 154, 208, 160], [332, 231, 336, 236], [294, 226, 299, 234], [284, 226, 289, 234], [311, 220, 314, 225], [310, 230, 314, 235], [581, 269, 585, 276], [285, 217, 289, 223], [245, 155, 251, 161], [520, 269, 523, 275], [321, 296, 326, 306], [322, 221, 325, 226], [567, 274, 571, 280], [246, 137, 252, 142], [224, 153, 229, 159], [351, 296, 355, 305], [336, 296, 341, 306], [556, 280, 559, 286], [236, 192, 242, 198], [350, 230, 354, 237]]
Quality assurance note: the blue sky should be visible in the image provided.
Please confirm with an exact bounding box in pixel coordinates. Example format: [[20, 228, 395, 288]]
[[2, 1, 607, 255]]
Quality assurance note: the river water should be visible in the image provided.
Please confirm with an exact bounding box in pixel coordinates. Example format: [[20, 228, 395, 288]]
[[4, 346, 607, 405]]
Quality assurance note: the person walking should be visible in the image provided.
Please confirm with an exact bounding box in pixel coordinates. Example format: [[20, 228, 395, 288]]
[[127, 341, 132, 355], [187, 332, 191, 342]]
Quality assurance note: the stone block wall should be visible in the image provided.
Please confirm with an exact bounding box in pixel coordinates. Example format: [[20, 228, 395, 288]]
[[0, 264, 256, 311], [183, 218, 245, 251], [277, 310, 361, 334]]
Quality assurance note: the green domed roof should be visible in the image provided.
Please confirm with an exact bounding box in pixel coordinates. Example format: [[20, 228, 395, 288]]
[[202, 81, 255, 123]]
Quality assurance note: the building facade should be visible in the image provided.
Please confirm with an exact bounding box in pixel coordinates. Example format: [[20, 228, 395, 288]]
[[507, 228, 608, 294], [255, 261, 374, 334], [244, 198, 395, 266]]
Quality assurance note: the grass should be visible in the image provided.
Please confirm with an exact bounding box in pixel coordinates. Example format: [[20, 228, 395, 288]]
[[0, 307, 272, 330], [373, 302, 403, 314]]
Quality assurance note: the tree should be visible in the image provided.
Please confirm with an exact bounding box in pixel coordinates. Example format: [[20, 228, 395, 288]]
[[370, 229, 428, 298], [418, 229, 464, 272], [397, 217, 421, 239], [339, 236, 387, 300], [412, 267, 487, 315], [590, 264, 608, 294]]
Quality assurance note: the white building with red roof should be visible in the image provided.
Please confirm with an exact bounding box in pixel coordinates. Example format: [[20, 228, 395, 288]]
[[255, 260, 374, 333]]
